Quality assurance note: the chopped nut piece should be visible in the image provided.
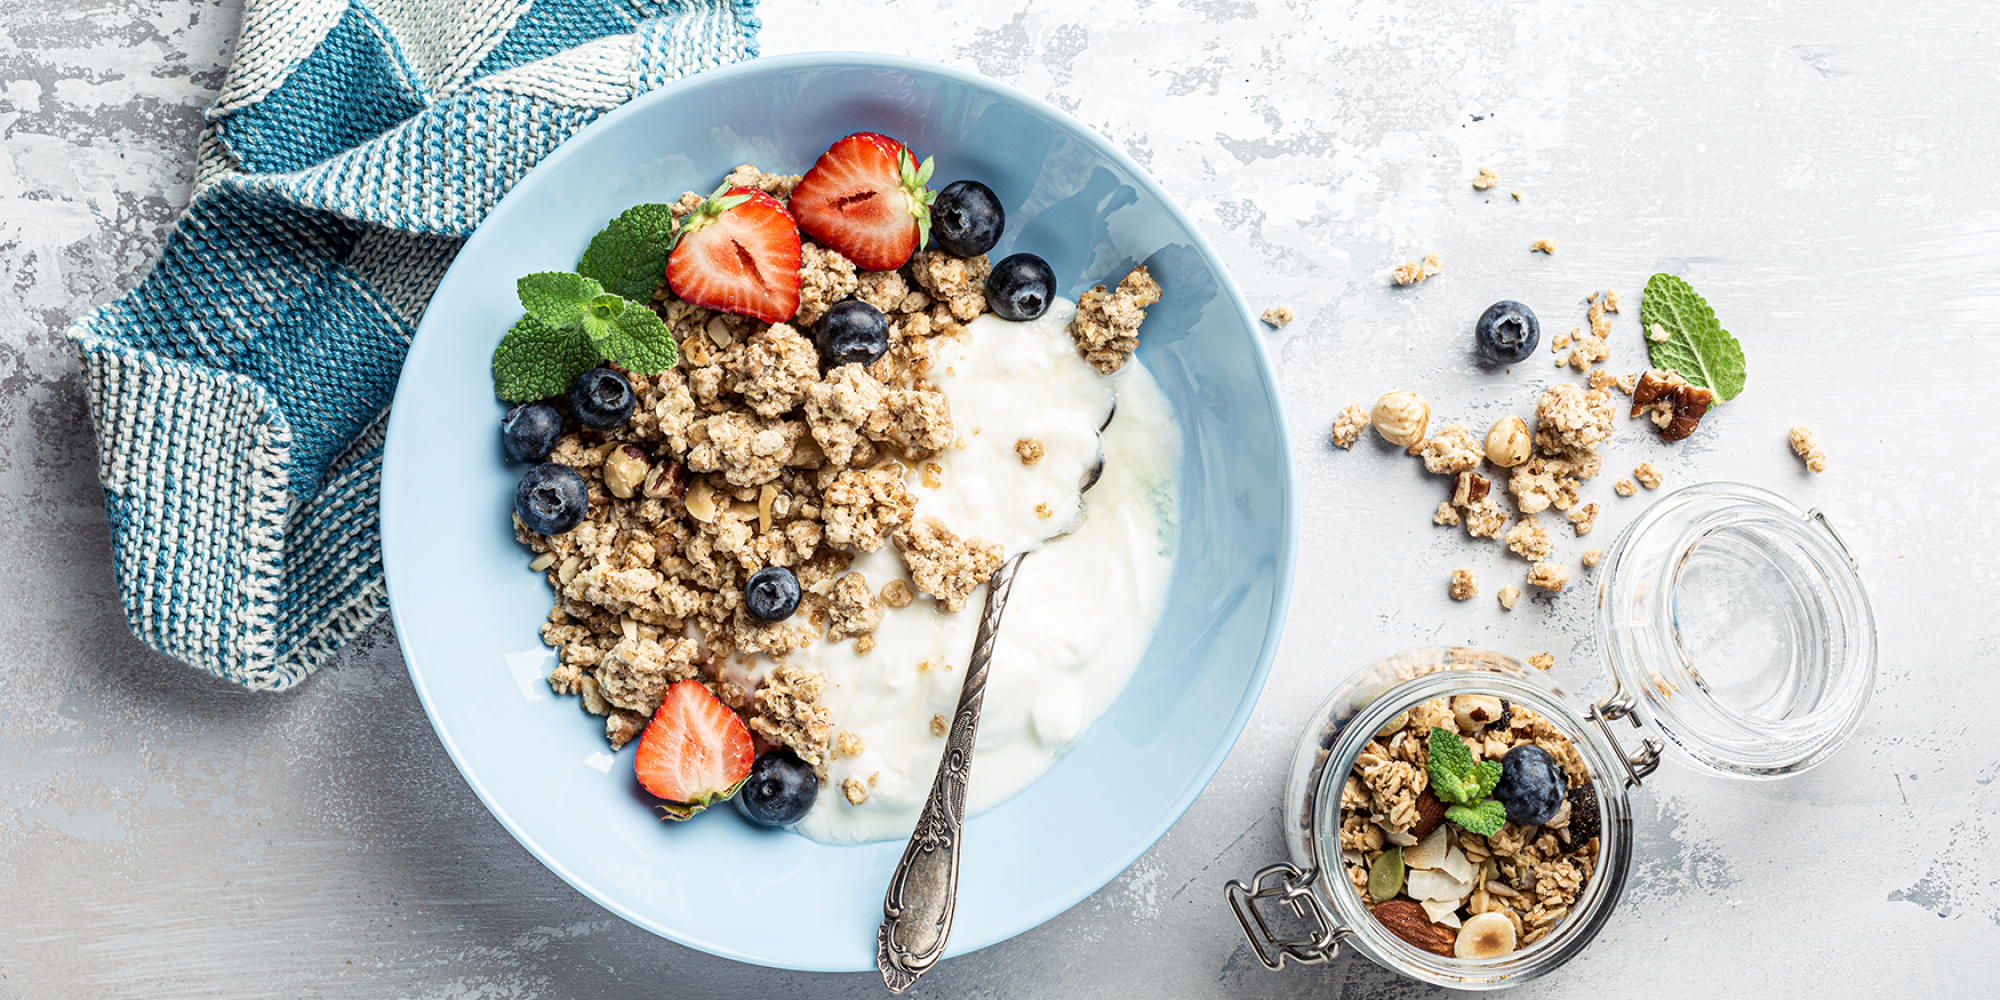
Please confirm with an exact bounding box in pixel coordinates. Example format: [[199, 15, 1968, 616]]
[[1633, 463, 1663, 490], [1371, 391, 1431, 447], [1391, 253, 1444, 285], [1567, 503, 1600, 536], [1473, 166, 1499, 190], [1528, 652, 1555, 671], [1497, 585, 1521, 610], [842, 777, 869, 805], [1450, 569, 1478, 601], [1790, 426, 1827, 472], [1261, 305, 1295, 328], [1485, 415, 1531, 468], [1452, 471, 1492, 506], [1015, 438, 1045, 465], [1526, 562, 1570, 592], [880, 578, 914, 610], [1661, 383, 1714, 442], [1505, 516, 1553, 561], [602, 445, 650, 500], [1582, 546, 1604, 568], [1614, 478, 1637, 497], [1331, 402, 1370, 449], [1510, 189, 1523, 201], [1067, 265, 1161, 374], [1531, 239, 1556, 254], [1647, 322, 1670, 343], [1604, 290, 1620, 313]]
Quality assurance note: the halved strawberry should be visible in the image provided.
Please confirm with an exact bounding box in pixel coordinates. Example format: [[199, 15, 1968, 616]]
[[633, 679, 754, 821], [788, 131, 936, 272], [666, 184, 803, 323]]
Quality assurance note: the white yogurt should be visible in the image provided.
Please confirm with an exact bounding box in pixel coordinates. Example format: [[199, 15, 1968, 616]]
[[783, 299, 1182, 845]]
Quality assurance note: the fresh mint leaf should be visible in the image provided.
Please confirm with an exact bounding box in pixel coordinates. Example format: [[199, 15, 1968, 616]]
[[1445, 799, 1508, 837], [582, 296, 678, 374], [1427, 726, 1476, 805], [491, 315, 599, 403], [1641, 273, 1747, 401], [577, 204, 678, 301], [1471, 760, 1502, 801], [519, 271, 604, 330]]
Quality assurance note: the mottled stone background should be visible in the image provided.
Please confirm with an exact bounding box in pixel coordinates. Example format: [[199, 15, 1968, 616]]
[[4, 1, 1998, 996]]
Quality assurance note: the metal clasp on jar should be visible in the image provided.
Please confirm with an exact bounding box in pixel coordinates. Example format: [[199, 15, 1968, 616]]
[[1587, 692, 1663, 787], [1223, 862, 1351, 970]]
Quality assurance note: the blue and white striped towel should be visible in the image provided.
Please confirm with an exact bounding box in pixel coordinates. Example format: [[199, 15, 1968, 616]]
[[67, 0, 760, 690]]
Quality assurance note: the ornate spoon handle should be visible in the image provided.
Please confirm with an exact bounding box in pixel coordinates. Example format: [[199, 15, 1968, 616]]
[[876, 552, 1027, 993]]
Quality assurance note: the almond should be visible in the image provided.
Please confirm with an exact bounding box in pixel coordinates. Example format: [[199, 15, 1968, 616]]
[[1370, 898, 1457, 957], [1410, 789, 1449, 841]]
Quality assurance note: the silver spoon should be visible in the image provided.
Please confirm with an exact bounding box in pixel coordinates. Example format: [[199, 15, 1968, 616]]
[[876, 402, 1115, 993]]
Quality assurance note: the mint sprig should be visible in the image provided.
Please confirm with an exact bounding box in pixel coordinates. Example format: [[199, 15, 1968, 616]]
[[1426, 726, 1508, 836], [577, 203, 678, 301], [490, 271, 677, 403], [1640, 273, 1746, 401]]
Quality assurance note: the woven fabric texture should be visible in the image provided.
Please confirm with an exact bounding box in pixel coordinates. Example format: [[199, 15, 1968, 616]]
[[67, 0, 761, 690]]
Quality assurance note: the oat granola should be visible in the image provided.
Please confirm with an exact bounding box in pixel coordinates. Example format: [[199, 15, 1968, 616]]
[[1067, 265, 1162, 374], [1449, 569, 1478, 601], [1789, 425, 1827, 472], [1330, 402, 1370, 449]]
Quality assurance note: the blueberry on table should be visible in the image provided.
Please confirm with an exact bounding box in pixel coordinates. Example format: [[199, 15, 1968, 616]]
[[987, 253, 1056, 321], [1494, 743, 1566, 826], [500, 402, 563, 462], [570, 367, 635, 430], [514, 463, 589, 536], [816, 300, 890, 371], [744, 566, 802, 623], [1475, 300, 1540, 364], [932, 180, 1004, 257], [738, 750, 819, 827]]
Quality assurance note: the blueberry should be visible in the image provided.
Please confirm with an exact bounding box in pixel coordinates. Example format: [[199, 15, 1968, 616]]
[[737, 750, 818, 827], [501, 403, 563, 462], [986, 253, 1056, 321], [569, 367, 634, 430], [514, 463, 589, 536], [815, 301, 890, 371], [1494, 744, 1566, 826], [744, 566, 801, 623], [932, 180, 1004, 257], [1475, 300, 1540, 365]]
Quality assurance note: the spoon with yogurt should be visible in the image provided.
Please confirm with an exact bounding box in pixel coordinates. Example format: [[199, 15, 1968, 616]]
[[875, 403, 1113, 993]]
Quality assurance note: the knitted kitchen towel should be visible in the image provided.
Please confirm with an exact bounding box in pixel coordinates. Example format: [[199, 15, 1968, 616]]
[[66, 0, 760, 690]]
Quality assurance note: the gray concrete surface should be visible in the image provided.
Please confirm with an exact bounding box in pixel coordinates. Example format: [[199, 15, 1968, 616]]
[[4, 0, 1998, 996]]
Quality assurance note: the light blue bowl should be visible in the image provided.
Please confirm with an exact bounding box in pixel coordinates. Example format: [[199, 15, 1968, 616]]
[[381, 52, 1296, 972]]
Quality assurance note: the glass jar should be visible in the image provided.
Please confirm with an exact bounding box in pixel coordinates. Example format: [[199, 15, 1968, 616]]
[[1225, 483, 1875, 989]]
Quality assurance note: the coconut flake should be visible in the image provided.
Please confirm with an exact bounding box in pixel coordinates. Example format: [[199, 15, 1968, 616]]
[[1407, 868, 1471, 903], [1422, 898, 1464, 927], [1383, 829, 1419, 848], [1405, 824, 1450, 870], [1440, 839, 1476, 885]]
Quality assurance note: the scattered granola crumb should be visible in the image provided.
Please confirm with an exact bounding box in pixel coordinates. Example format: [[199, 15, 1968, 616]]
[[1391, 252, 1444, 285], [1434, 501, 1462, 527], [1505, 516, 1554, 561], [1035, 502, 1053, 519], [1510, 189, 1523, 201], [1450, 569, 1478, 601], [1566, 502, 1600, 536], [1526, 562, 1570, 592], [842, 777, 869, 805], [1015, 437, 1045, 466], [1552, 329, 1571, 351], [1633, 462, 1663, 490], [1528, 652, 1555, 671], [930, 714, 948, 737], [1582, 546, 1604, 568], [1497, 585, 1521, 610], [921, 462, 944, 489], [836, 730, 865, 758], [1531, 239, 1556, 254], [1473, 166, 1498, 190], [1067, 265, 1162, 374], [1648, 669, 1679, 699], [1330, 402, 1370, 449], [1789, 426, 1828, 472], [1419, 423, 1483, 475], [1604, 290, 1620, 313], [880, 578, 914, 610], [1261, 305, 1295, 328], [855, 634, 876, 654], [825, 572, 884, 642], [1614, 478, 1637, 497]]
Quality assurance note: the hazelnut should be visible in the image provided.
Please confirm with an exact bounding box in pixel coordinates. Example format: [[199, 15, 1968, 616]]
[[1452, 694, 1505, 731], [643, 459, 689, 499], [1371, 391, 1430, 447], [602, 445, 650, 499], [1484, 415, 1531, 468]]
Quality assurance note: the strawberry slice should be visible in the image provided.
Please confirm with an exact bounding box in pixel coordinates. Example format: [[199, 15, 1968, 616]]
[[666, 184, 803, 323], [633, 679, 755, 821], [788, 131, 937, 272]]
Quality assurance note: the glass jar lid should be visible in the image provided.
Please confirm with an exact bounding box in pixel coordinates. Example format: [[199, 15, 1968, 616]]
[[1595, 482, 1875, 778]]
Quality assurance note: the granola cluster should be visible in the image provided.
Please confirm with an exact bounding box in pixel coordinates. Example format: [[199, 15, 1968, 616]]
[[516, 166, 1026, 767], [1068, 266, 1162, 374], [1340, 694, 1600, 952]]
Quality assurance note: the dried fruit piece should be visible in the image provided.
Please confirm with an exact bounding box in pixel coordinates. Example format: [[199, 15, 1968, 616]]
[[1370, 899, 1458, 957], [1565, 782, 1602, 843], [1369, 845, 1406, 901]]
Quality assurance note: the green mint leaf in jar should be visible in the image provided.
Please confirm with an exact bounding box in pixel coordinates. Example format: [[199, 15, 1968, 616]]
[[1445, 799, 1508, 837], [1426, 726, 1476, 804]]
